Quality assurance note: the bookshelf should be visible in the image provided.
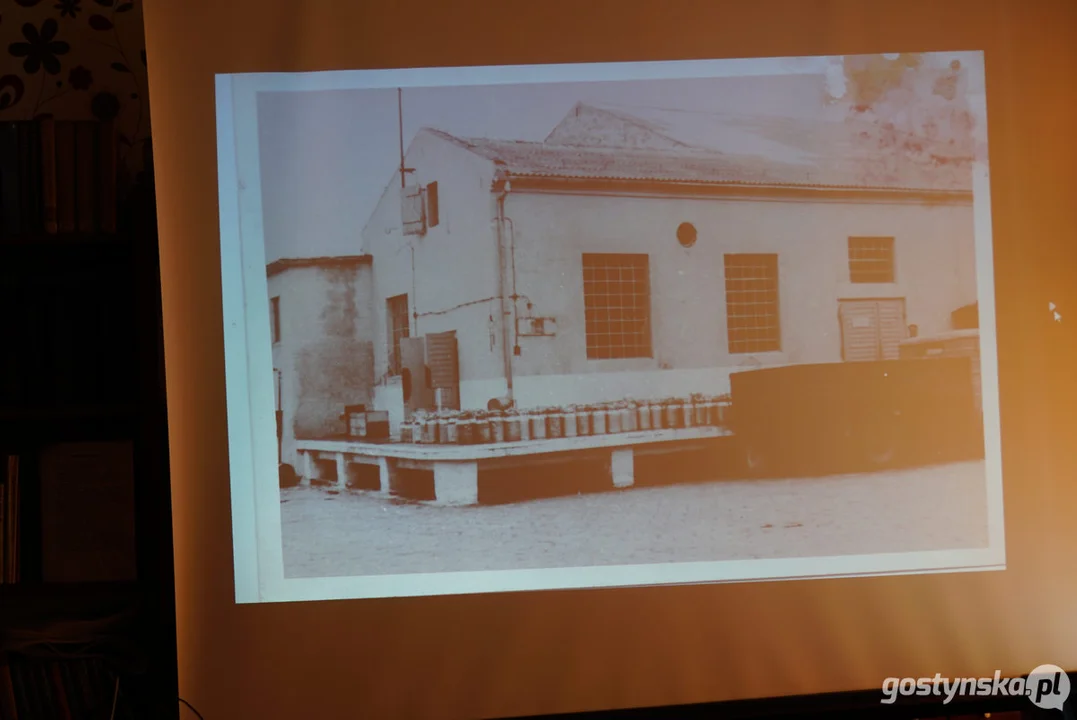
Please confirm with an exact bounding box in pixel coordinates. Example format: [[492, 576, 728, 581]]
[[0, 120, 177, 718]]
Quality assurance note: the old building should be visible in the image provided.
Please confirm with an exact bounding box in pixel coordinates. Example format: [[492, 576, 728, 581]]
[[356, 103, 977, 420], [267, 256, 375, 467]]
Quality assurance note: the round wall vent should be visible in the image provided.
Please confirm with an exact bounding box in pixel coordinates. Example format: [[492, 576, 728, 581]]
[[677, 222, 697, 248]]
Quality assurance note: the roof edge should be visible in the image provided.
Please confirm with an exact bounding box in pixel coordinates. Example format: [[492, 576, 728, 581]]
[[503, 174, 974, 202], [267, 255, 372, 277]]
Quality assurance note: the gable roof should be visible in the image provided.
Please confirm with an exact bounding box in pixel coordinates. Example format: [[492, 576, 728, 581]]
[[425, 128, 973, 193], [544, 99, 838, 164], [416, 74, 978, 194]]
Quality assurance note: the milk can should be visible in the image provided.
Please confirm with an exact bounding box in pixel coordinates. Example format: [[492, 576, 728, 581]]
[[421, 414, 439, 444], [562, 406, 578, 438], [711, 397, 724, 426], [592, 406, 608, 435], [443, 415, 459, 443], [529, 411, 547, 440], [504, 411, 523, 442], [605, 403, 621, 434], [649, 401, 664, 430], [665, 399, 684, 429], [474, 411, 493, 444], [457, 413, 475, 445], [518, 410, 532, 441], [698, 397, 714, 426], [546, 408, 564, 439], [637, 401, 652, 431], [683, 397, 696, 428], [575, 406, 591, 436], [703, 397, 716, 426], [693, 395, 708, 426]]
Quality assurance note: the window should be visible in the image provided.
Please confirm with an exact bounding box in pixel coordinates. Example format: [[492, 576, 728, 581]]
[[848, 236, 895, 283], [387, 294, 410, 374], [270, 296, 281, 344], [724, 254, 780, 354], [426, 182, 439, 228], [582, 253, 652, 360]]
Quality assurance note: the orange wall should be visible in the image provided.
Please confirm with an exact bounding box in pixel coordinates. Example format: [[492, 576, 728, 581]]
[[143, 1, 1077, 718]]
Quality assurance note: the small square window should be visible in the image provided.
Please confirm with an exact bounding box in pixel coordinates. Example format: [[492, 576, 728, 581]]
[[848, 237, 895, 283]]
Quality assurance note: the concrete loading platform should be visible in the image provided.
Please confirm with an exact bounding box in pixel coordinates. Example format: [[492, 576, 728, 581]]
[[294, 426, 735, 506]]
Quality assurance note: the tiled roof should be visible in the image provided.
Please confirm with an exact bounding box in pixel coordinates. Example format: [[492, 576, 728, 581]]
[[430, 130, 973, 193], [545, 99, 837, 164]]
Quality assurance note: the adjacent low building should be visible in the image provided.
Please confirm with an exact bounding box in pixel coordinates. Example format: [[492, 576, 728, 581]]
[[267, 255, 375, 467]]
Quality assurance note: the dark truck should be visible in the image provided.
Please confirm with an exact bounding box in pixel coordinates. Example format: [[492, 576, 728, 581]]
[[729, 355, 985, 478]]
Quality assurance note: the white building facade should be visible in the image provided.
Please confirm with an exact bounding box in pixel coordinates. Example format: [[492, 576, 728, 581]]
[[357, 107, 977, 415]]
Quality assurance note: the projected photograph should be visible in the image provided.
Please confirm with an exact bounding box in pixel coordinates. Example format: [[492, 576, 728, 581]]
[[217, 52, 1004, 602]]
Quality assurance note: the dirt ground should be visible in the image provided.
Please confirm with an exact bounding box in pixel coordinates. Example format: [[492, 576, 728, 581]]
[[279, 460, 990, 579]]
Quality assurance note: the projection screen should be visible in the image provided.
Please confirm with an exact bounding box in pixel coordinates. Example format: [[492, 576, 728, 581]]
[[217, 52, 1003, 605]]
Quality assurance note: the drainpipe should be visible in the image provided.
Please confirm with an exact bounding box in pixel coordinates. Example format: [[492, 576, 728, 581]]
[[494, 176, 514, 406]]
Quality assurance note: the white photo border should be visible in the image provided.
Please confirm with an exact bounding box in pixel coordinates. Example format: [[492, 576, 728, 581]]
[[214, 54, 1006, 605]]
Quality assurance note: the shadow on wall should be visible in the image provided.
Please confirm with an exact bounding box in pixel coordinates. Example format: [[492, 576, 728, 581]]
[[294, 339, 374, 439]]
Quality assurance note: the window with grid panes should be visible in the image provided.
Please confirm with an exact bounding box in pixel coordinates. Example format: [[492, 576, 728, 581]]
[[848, 236, 895, 283], [724, 253, 781, 354], [582, 253, 652, 360]]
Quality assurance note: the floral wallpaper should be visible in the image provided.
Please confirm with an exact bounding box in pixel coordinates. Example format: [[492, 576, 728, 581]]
[[0, 0, 149, 177]]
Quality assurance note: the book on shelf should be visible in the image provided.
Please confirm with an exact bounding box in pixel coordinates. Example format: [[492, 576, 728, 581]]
[[75, 122, 98, 234], [2, 454, 19, 584], [39, 441, 137, 583], [0, 656, 128, 720], [0, 123, 21, 236], [0, 462, 4, 584], [54, 120, 76, 234], [0, 119, 118, 239], [1, 442, 137, 585], [39, 118, 57, 234], [21, 122, 40, 237], [0, 248, 137, 410]]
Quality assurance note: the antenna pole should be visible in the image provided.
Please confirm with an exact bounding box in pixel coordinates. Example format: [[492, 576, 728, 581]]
[[398, 88, 405, 189]]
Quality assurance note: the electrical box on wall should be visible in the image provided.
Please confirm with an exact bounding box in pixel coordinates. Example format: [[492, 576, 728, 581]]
[[517, 316, 557, 337]]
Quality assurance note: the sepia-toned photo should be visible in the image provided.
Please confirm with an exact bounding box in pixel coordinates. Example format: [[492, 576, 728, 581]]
[[217, 52, 1004, 602]]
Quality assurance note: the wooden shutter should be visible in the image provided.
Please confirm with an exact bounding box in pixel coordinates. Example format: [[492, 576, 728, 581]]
[[400, 185, 426, 236], [839, 300, 881, 362], [876, 298, 907, 360], [426, 182, 439, 228], [425, 330, 460, 410], [839, 298, 907, 362]]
